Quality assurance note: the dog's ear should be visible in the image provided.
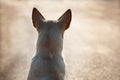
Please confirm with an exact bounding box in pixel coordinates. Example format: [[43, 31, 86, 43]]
[[32, 8, 45, 30], [58, 9, 72, 31]]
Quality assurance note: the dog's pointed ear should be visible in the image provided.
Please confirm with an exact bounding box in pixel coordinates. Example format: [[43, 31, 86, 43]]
[[32, 8, 45, 30], [58, 9, 72, 31]]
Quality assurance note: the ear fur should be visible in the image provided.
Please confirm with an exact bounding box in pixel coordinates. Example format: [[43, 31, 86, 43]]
[[32, 8, 45, 29], [58, 9, 72, 30]]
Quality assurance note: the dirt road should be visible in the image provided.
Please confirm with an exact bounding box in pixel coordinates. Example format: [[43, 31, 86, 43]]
[[0, 0, 120, 80]]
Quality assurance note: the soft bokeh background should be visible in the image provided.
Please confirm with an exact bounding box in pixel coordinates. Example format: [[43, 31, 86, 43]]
[[0, 0, 120, 80]]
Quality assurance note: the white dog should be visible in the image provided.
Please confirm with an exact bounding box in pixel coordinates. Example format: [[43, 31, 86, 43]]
[[27, 8, 72, 80]]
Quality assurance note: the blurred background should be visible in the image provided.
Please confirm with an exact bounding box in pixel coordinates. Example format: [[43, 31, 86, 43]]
[[0, 0, 120, 80]]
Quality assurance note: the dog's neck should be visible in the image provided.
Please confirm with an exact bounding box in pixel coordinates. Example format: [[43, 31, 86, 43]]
[[36, 30, 63, 58]]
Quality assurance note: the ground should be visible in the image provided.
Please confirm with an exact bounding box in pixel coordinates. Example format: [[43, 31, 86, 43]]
[[0, 0, 120, 80]]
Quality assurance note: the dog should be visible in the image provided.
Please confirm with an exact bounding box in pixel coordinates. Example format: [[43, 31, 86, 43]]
[[27, 8, 72, 80]]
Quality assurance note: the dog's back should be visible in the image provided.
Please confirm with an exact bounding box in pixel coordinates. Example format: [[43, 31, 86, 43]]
[[27, 8, 71, 80]]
